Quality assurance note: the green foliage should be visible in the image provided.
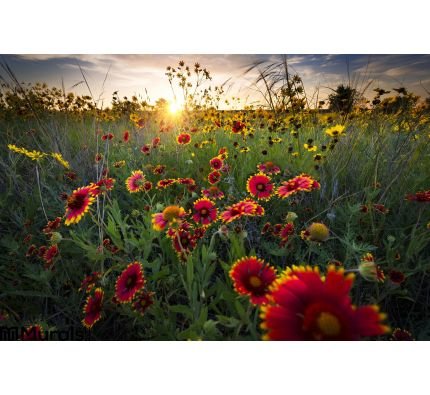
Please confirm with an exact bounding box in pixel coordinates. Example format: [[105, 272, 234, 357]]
[[1, 91, 430, 340]]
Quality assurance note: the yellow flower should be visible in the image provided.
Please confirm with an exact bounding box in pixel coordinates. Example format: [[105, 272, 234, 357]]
[[325, 124, 346, 137], [8, 144, 47, 161], [51, 152, 70, 169], [304, 143, 317, 152]]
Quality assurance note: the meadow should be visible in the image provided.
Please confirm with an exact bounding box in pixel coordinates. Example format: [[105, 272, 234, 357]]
[[0, 60, 429, 340]]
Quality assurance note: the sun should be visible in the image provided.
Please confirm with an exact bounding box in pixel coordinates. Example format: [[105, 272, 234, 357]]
[[168, 101, 182, 115]]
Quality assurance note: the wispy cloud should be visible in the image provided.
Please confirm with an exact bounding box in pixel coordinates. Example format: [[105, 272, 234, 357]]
[[1, 54, 430, 106]]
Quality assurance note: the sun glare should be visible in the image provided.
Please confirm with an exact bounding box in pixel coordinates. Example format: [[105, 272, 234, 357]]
[[168, 101, 182, 115]]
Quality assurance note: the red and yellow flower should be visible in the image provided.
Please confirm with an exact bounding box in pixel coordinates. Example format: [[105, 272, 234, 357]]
[[406, 190, 430, 202], [177, 133, 191, 145], [171, 229, 197, 260], [220, 199, 264, 223], [141, 144, 151, 155], [177, 177, 196, 186], [210, 157, 223, 170], [152, 205, 187, 231], [391, 328, 414, 341], [64, 185, 96, 225], [260, 265, 390, 340], [79, 272, 102, 293], [126, 170, 146, 193], [359, 253, 385, 282], [246, 173, 274, 200], [132, 291, 155, 316], [208, 170, 222, 185], [277, 173, 320, 199], [115, 262, 145, 303], [43, 244, 59, 268], [153, 165, 166, 175], [279, 223, 295, 246], [232, 120, 246, 134], [257, 161, 281, 175], [21, 324, 45, 340], [82, 288, 104, 329], [192, 198, 217, 226], [202, 186, 225, 200], [229, 256, 277, 305], [157, 178, 177, 189]]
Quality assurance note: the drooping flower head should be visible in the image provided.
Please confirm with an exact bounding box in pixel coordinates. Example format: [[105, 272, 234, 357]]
[[79, 272, 102, 293], [277, 174, 320, 199], [91, 178, 115, 196], [115, 262, 145, 303], [358, 253, 385, 283], [257, 161, 281, 175], [152, 205, 187, 231], [177, 177, 196, 186], [388, 269, 405, 285], [43, 244, 59, 269], [153, 165, 166, 175], [126, 170, 146, 193], [64, 185, 96, 225], [261, 222, 273, 235], [391, 328, 414, 341], [229, 256, 277, 305], [192, 198, 217, 226], [405, 190, 430, 202], [152, 137, 161, 148], [122, 130, 130, 142], [132, 291, 155, 316], [220, 199, 265, 224], [171, 229, 197, 260], [101, 133, 114, 141], [202, 186, 225, 200], [279, 223, 295, 246], [82, 288, 104, 329], [246, 173, 274, 200], [177, 133, 191, 145], [157, 178, 177, 189], [260, 265, 390, 340]]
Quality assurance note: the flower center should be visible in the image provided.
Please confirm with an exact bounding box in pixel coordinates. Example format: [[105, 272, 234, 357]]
[[135, 177, 145, 186], [200, 208, 209, 216], [316, 312, 341, 337], [126, 276, 136, 288], [249, 275, 262, 288], [67, 193, 85, 210], [257, 183, 265, 191], [163, 206, 182, 221], [230, 208, 241, 216]]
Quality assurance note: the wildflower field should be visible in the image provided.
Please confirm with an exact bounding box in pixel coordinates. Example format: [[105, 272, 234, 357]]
[[1, 59, 429, 341]]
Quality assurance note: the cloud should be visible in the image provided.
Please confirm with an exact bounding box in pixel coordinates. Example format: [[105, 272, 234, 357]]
[[3, 54, 430, 106]]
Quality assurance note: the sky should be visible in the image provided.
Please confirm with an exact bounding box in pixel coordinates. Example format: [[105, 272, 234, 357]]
[[1, 54, 430, 108]]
